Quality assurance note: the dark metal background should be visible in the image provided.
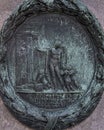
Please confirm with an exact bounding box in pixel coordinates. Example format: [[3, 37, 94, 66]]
[[0, 0, 104, 130]]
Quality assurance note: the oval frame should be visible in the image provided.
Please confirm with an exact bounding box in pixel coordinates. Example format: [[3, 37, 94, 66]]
[[0, 0, 104, 130]]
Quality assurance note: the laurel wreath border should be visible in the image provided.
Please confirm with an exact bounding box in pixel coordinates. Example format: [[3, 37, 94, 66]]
[[0, 0, 104, 130]]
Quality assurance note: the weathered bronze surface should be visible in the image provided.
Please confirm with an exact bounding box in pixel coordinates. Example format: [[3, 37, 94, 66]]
[[0, 0, 104, 130]]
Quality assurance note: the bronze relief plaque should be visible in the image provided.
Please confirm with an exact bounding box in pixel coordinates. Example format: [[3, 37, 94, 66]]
[[0, 0, 104, 130]]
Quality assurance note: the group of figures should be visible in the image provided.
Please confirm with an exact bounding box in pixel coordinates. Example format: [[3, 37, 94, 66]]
[[34, 44, 78, 92]]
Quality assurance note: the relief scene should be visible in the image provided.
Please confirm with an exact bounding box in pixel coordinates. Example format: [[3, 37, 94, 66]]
[[16, 44, 79, 93], [14, 42, 81, 109], [7, 14, 95, 108]]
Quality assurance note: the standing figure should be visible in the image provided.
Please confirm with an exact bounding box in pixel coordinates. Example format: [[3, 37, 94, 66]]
[[47, 44, 66, 90], [62, 68, 78, 91]]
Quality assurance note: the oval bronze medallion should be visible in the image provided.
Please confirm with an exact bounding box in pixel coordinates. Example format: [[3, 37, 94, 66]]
[[0, 0, 104, 130]]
